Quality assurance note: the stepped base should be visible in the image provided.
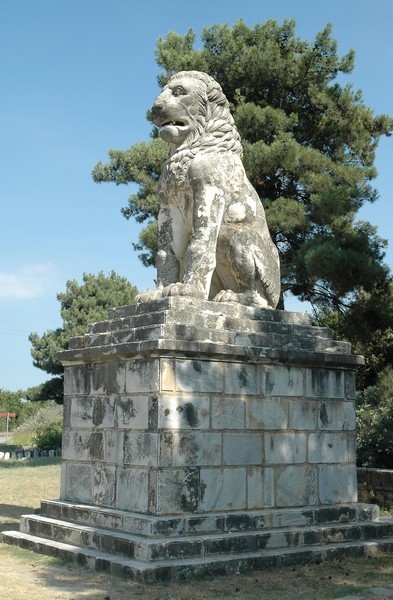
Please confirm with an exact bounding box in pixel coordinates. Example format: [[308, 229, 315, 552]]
[[2, 500, 393, 581]]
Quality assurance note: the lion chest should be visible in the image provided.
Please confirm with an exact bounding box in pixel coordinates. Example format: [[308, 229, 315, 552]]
[[159, 179, 194, 258]]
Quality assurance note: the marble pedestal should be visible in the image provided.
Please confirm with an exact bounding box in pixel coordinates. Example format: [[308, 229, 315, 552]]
[[3, 298, 393, 580]]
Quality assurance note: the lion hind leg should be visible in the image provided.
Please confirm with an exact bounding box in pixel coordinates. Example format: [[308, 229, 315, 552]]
[[213, 232, 279, 309]]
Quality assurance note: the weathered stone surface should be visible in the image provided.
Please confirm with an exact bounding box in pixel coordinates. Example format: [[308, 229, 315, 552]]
[[199, 468, 247, 511], [158, 395, 210, 430], [264, 365, 304, 397], [3, 500, 393, 582], [223, 433, 262, 466], [58, 297, 362, 368], [246, 397, 288, 430], [319, 465, 358, 504], [265, 433, 307, 464], [276, 466, 317, 507]]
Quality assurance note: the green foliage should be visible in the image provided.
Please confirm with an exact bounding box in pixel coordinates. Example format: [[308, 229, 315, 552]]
[[33, 418, 63, 449], [29, 271, 138, 403], [356, 367, 393, 467], [316, 281, 393, 388], [14, 403, 63, 449], [92, 19, 392, 311]]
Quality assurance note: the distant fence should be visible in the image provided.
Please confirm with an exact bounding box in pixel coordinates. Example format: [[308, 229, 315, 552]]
[[0, 448, 61, 461]]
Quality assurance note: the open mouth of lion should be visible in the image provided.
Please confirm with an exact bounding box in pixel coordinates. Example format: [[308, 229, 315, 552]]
[[158, 119, 190, 143], [160, 120, 187, 130]]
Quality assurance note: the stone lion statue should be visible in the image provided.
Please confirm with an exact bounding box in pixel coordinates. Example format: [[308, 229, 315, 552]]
[[138, 70, 280, 308]]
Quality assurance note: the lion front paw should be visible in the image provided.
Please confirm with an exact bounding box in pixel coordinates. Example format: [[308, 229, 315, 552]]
[[135, 289, 163, 303], [161, 282, 205, 299]]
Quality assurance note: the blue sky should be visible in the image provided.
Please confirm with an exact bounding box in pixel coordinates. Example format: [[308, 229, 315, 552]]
[[1, 0, 392, 392]]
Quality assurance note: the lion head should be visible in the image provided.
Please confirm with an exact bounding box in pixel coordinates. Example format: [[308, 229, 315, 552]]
[[151, 71, 243, 181]]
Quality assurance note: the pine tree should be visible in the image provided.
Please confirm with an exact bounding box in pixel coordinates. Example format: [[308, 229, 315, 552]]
[[29, 271, 137, 403]]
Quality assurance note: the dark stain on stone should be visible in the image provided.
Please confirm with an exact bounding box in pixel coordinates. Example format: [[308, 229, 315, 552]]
[[163, 432, 174, 450], [256, 533, 272, 549], [238, 368, 248, 388], [226, 515, 257, 531], [155, 519, 184, 536], [180, 468, 199, 512], [183, 402, 199, 427], [320, 403, 330, 427], [92, 398, 106, 426], [164, 408, 170, 416], [179, 435, 199, 463], [88, 432, 104, 461], [192, 361, 202, 374], [265, 371, 274, 394], [148, 395, 158, 430]]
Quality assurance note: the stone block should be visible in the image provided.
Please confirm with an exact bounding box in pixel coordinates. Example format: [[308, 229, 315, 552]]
[[62, 398, 71, 427], [125, 359, 159, 393], [159, 432, 221, 467], [306, 369, 344, 399], [289, 399, 317, 430], [64, 364, 90, 395], [156, 468, 200, 514], [247, 467, 274, 509], [93, 465, 116, 506], [319, 465, 358, 504], [246, 397, 288, 430], [224, 363, 260, 395], [265, 433, 307, 464], [211, 397, 245, 429], [116, 467, 149, 512], [62, 463, 93, 503], [223, 433, 262, 465], [276, 466, 317, 507], [115, 396, 150, 429], [199, 468, 246, 511], [62, 430, 104, 462], [70, 396, 116, 429], [175, 359, 224, 393], [186, 515, 224, 535], [158, 396, 210, 430], [104, 431, 124, 465], [160, 358, 175, 391], [124, 432, 158, 467], [345, 371, 356, 399], [318, 401, 356, 431], [348, 432, 357, 463], [308, 433, 348, 463], [90, 362, 126, 395], [272, 509, 315, 528], [264, 365, 304, 397]]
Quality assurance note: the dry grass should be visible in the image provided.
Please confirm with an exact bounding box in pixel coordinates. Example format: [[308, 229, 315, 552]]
[[1, 458, 393, 599]]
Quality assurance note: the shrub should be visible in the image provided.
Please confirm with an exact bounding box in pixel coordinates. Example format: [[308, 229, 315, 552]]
[[14, 403, 63, 449], [356, 366, 393, 468], [33, 418, 63, 449]]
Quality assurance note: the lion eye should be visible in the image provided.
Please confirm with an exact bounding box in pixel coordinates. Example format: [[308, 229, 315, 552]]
[[172, 86, 186, 96]]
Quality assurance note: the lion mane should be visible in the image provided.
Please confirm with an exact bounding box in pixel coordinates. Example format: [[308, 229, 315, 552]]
[[162, 71, 243, 183]]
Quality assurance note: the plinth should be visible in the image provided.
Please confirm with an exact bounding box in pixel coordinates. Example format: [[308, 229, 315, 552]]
[[3, 298, 393, 580]]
